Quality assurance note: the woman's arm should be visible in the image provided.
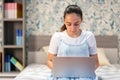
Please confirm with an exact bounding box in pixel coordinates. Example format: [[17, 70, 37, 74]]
[[90, 54, 99, 69], [47, 53, 56, 69]]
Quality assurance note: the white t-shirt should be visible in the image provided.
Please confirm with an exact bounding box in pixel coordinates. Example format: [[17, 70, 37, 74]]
[[48, 30, 97, 55]]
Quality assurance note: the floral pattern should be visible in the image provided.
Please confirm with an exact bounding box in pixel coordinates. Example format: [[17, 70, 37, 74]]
[[0, 0, 120, 52]]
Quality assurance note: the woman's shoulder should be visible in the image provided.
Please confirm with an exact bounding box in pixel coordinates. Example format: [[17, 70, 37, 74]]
[[82, 30, 94, 39], [82, 30, 93, 35], [52, 31, 65, 38]]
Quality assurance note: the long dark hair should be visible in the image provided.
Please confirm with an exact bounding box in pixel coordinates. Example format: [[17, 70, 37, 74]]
[[60, 5, 83, 32]]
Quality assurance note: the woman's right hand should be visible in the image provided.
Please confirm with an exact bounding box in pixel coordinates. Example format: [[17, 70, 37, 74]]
[[47, 53, 56, 69]]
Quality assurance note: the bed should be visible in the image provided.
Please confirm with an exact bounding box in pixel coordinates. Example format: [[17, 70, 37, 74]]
[[14, 35, 120, 80]]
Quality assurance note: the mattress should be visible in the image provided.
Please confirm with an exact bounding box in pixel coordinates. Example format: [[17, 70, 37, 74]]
[[14, 64, 120, 80]]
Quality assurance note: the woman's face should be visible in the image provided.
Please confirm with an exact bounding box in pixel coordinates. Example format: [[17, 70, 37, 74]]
[[64, 13, 82, 34]]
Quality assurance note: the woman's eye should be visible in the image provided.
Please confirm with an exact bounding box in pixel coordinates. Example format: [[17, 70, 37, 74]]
[[67, 24, 71, 26], [74, 24, 79, 26]]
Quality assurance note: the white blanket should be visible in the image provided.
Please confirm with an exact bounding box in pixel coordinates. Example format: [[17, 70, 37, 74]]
[[96, 64, 120, 80], [14, 64, 120, 80]]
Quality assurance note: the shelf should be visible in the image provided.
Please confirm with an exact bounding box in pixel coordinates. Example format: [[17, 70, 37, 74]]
[[3, 45, 23, 48], [2, 0, 25, 74], [3, 18, 23, 21], [0, 72, 19, 77]]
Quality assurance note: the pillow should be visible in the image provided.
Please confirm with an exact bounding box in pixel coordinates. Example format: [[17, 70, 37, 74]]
[[27, 51, 48, 65], [104, 48, 118, 64], [97, 48, 111, 66], [42, 46, 49, 54]]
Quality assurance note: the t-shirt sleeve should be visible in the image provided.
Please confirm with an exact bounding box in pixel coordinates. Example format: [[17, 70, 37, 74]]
[[87, 32, 97, 55], [48, 32, 59, 54]]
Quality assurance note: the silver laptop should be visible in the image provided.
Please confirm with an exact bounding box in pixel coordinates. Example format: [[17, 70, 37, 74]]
[[52, 57, 96, 78]]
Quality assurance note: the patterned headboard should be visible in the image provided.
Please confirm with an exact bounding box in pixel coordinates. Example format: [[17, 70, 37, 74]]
[[27, 35, 119, 64]]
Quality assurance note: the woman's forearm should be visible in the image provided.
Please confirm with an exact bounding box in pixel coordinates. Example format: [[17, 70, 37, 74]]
[[47, 53, 56, 69], [90, 54, 99, 69], [47, 60, 53, 70]]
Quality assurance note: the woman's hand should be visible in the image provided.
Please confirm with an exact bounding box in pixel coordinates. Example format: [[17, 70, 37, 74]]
[[90, 54, 99, 69], [47, 53, 56, 69]]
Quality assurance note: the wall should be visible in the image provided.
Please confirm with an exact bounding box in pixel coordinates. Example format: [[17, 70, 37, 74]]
[[0, 0, 120, 53], [25, 0, 120, 36]]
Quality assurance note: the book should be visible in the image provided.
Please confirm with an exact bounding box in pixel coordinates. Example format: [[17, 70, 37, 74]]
[[14, 3, 23, 18], [16, 29, 19, 45], [19, 29, 22, 45], [16, 29, 22, 45], [4, 2, 22, 18], [10, 57, 23, 71], [5, 55, 11, 72]]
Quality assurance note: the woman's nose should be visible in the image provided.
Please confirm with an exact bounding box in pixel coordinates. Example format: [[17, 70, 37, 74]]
[[70, 26, 76, 31]]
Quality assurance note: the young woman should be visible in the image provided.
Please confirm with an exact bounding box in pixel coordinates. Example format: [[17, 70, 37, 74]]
[[47, 4, 99, 80]]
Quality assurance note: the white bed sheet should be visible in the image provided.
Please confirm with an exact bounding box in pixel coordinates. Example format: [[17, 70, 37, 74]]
[[14, 64, 120, 80], [96, 64, 120, 80]]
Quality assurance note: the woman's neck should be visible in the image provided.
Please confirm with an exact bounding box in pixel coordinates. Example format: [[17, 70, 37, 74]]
[[66, 29, 82, 38]]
